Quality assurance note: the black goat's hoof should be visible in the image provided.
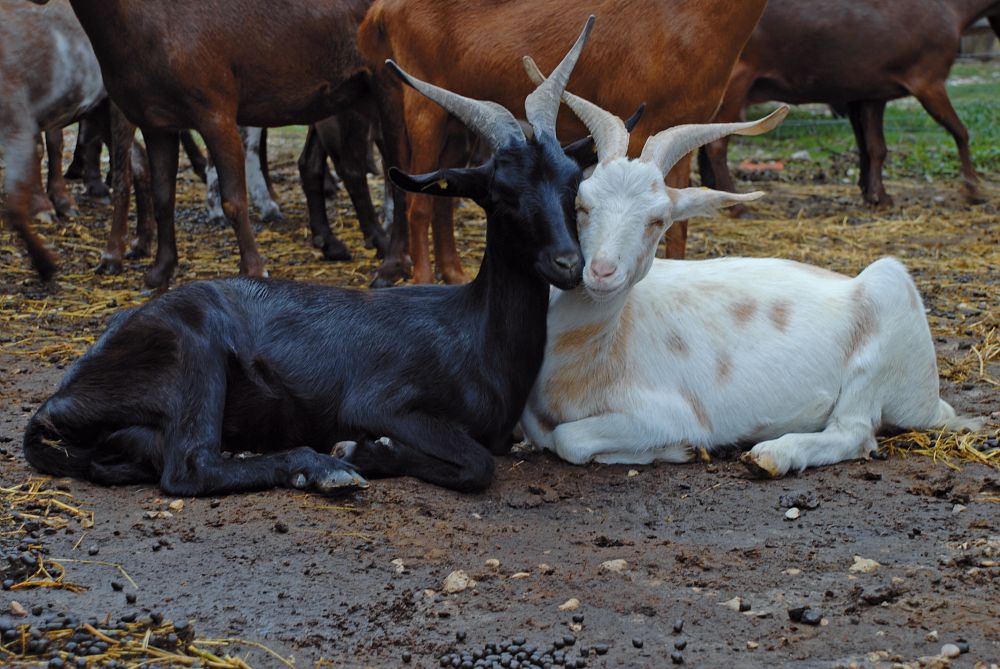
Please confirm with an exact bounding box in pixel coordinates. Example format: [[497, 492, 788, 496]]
[[290, 467, 368, 494]]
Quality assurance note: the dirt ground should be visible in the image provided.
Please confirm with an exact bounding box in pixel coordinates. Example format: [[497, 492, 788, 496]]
[[2, 131, 999, 668]]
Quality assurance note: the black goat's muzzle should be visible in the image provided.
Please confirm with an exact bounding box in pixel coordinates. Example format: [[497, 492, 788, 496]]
[[537, 250, 583, 290]]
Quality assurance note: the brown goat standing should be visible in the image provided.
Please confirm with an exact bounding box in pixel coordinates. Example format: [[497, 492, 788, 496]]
[[29, 0, 405, 289], [359, 0, 768, 284], [701, 0, 1000, 210]]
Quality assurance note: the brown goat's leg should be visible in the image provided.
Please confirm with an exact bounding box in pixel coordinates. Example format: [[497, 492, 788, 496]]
[[431, 197, 463, 283], [402, 99, 450, 284], [912, 81, 984, 203], [98, 109, 136, 275], [298, 124, 352, 261], [180, 130, 208, 183], [661, 154, 693, 260], [28, 151, 56, 224], [44, 128, 79, 218], [846, 102, 872, 200], [5, 126, 58, 280], [707, 65, 755, 219], [325, 112, 388, 257], [369, 70, 411, 287], [70, 115, 112, 199], [857, 101, 892, 208], [432, 135, 466, 284], [201, 124, 266, 279], [64, 123, 88, 180], [129, 139, 155, 258], [143, 129, 181, 289]]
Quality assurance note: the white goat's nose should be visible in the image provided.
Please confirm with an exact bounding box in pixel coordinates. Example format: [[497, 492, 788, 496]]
[[589, 259, 617, 279]]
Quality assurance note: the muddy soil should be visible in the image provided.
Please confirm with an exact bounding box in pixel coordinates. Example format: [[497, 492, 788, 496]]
[[2, 132, 999, 668], [2, 356, 1000, 669]]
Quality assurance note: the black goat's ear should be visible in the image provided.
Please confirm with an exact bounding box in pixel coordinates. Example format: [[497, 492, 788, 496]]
[[561, 103, 647, 169], [388, 165, 490, 200]]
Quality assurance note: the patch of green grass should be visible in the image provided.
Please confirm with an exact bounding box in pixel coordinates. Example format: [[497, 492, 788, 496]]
[[732, 60, 1000, 182]]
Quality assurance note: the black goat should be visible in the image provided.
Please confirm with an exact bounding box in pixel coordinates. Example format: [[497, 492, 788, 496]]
[[24, 20, 599, 497]]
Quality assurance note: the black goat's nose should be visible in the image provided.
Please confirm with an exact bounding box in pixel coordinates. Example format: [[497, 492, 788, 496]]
[[554, 253, 580, 271]]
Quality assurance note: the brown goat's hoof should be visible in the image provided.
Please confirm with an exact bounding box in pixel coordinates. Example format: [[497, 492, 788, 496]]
[[84, 182, 111, 200], [96, 254, 123, 276], [144, 264, 175, 290], [439, 266, 468, 285], [320, 239, 352, 262], [32, 254, 58, 283]]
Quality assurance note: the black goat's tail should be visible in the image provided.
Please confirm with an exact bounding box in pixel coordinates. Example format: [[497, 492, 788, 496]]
[[23, 399, 93, 480]]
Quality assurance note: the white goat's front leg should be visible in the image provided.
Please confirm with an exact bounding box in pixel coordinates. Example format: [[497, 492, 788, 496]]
[[741, 421, 877, 478], [551, 413, 694, 465], [742, 355, 881, 477]]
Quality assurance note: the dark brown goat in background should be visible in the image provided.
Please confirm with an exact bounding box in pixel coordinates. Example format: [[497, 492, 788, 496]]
[[700, 0, 1000, 211], [359, 0, 768, 284], [28, 0, 405, 289]]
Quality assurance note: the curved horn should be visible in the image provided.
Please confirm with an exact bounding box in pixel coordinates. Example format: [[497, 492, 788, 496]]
[[639, 106, 789, 175], [523, 15, 595, 140], [522, 55, 628, 163], [386, 60, 525, 152]]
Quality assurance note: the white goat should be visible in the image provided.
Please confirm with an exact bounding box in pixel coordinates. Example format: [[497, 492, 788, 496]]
[[519, 59, 978, 477]]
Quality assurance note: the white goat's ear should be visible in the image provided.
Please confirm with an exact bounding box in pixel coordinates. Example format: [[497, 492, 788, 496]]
[[667, 187, 765, 219]]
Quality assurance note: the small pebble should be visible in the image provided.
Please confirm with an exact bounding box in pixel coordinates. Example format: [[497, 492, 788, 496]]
[[941, 644, 960, 659], [670, 651, 684, 664], [125, 592, 137, 604], [672, 619, 684, 633], [594, 643, 609, 655], [111, 581, 124, 591], [632, 638, 643, 649], [273, 521, 289, 534], [784, 507, 800, 521], [572, 613, 584, 623], [87, 545, 99, 556], [800, 609, 823, 626], [402, 650, 412, 663], [456, 630, 467, 642], [674, 639, 687, 650], [956, 640, 970, 654]]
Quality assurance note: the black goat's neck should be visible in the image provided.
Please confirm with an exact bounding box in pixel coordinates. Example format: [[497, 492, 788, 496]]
[[465, 215, 550, 394]]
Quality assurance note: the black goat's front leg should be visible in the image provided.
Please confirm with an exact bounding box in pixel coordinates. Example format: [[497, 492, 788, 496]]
[[340, 415, 496, 492], [157, 355, 366, 497], [160, 446, 368, 497]]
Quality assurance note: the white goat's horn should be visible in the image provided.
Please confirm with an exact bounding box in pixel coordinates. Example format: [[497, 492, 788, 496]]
[[523, 15, 594, 140], [522, 55, 629, 163], [386, 60, 525, 152], [639, 106, 790, 175]]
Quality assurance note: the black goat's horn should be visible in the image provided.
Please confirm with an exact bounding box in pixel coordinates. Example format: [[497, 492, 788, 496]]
[[523, 15, 595, 141], [386, 60, 525, 151]]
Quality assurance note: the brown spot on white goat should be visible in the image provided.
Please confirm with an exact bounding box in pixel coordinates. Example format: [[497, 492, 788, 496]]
[[545, 301, 634, 416], [681, 388, 712, 431], [731, 297, 757, 326], [769, 299, 791, 332], [666, 330, 689, 355], [715, 353, 732, 383], [844, 285, 878, 362]]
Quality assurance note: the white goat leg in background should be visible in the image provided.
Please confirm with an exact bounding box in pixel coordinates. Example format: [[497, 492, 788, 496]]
[[515, 76, 979, 477], [206, 127, 282, 223]]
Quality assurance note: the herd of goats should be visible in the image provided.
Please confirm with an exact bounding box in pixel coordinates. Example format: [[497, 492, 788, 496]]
[[4, 0, 995, 496]]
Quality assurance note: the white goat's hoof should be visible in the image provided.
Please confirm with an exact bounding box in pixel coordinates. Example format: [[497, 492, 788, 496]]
[[291, 473, 308, 489], [740, 451, 782, 479]]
